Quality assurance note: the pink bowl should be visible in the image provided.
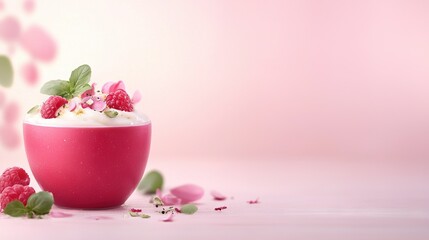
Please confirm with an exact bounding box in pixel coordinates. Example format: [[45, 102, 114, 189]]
[[23, 122, 151, 209]]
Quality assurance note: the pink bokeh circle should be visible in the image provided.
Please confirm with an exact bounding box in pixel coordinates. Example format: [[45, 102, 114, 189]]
[[21, 61, 39, 85], [20, 25, 57, 62], [23, 0, 35, 14], [3, 101, 20, 123], [0, 16, 22, 42], [0, 125, 20, 149]]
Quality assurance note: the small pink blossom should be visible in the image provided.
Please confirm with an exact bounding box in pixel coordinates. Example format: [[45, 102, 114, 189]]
[[161, 194, 182, 206], [81, 96, 91, 109], [81, 83, 96, 98], [90, 96, 107, 111], [156, 188, 182, 206], [102, 80, 125, 94], [81, 95, 106, 112]]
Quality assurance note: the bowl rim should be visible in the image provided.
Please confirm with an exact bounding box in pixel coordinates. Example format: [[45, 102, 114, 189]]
[[23, 120, 151, 128]]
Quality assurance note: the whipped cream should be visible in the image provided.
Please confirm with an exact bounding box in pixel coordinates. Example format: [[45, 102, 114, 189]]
[[24, 107, 150, 127]]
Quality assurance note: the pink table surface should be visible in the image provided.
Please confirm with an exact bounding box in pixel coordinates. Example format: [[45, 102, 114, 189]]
[[1, 157, 429, 240]]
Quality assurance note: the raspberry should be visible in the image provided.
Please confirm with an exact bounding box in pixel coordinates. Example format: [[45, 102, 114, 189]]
[[0, 167, 30, 193], [41, 96, 68, 119], [105, 89, 133, 112], [0, 184, 35, 210]]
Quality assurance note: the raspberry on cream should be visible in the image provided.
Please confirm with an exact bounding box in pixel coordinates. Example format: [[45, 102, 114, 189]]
[[24, 64, 149, 127]]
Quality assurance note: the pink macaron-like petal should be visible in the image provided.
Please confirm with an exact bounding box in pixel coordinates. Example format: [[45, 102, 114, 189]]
[[131, 90, 141, 104], [109, 80, 126, 93], [68, 97, 81, 112], [162, 212, 174, 222], [102, 81, 114, 94], [211, 190, 227, 201], [161, 194, 182, 206], [170, 184, 204, 204], [69, 101, 77, 112]]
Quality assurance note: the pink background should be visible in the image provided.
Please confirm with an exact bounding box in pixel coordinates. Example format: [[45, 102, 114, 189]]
[[1, 0, 429, 208]]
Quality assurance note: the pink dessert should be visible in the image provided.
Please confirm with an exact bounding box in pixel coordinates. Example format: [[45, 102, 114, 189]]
[[23, 64, 151, 209]]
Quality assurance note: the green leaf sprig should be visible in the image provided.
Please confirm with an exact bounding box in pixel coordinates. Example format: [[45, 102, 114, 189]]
[[3, 191, 54, 218], [180, 204, 198, 215], [138, 170, 164, 194], [40, 64, 92, 99], [0, 55, 13, 88]]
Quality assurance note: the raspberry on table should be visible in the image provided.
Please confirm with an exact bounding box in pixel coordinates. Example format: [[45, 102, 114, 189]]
[[0, 184, 35, 210], [105, 89, 133, 112], [0, 167, 30, 193], [41, 96, 68, 119]]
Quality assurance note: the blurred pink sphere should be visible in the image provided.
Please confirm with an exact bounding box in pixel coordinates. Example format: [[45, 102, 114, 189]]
[[0, 16, 21, 42], [21, 62, 39, 85], [20, 25, 57, 62]]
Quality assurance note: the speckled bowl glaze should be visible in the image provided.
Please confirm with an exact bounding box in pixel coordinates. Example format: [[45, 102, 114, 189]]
[[23, 122, 151, 209]]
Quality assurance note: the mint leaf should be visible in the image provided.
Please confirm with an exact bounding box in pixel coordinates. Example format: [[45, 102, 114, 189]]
[[138, 170, 163, 194], [73, 83, 91, 97], [69, 64, 91, 89], [40, 65, 92, 99], [40, 80, 71, 98], [180, 204, 198, 215], [0, 55, 13, 88], [26, 191, 54, 215], [104, 110, 118, 118], [4, 200, 28, 217]]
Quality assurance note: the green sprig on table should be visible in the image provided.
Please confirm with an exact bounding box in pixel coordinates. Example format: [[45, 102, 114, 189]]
[[4, 191, 54, 218]]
